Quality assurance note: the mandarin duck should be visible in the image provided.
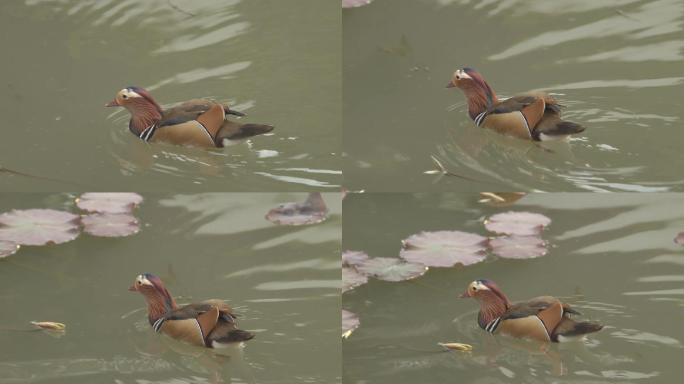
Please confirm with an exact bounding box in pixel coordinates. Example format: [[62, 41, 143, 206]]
[[106, 87, 274, 147], [447, 68, 584, 141], [129, 273, 255, 348], [460, 280, 602, 342]]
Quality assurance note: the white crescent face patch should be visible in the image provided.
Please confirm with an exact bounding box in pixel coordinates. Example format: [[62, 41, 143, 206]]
[[454, 69, 472, 80], [119, 88, 142, 99]]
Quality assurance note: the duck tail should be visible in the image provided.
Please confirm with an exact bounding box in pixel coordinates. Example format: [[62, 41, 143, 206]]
[[553, 318, 603, 341]]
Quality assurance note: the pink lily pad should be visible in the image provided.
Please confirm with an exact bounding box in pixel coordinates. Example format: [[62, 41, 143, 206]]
[[356, 257, 427, 282], [343, 267, 368, 293], [265, 192, 329, 226], [342, 309, 359, 338], [342, 0, 373, 8], [0, 209, 80, 246], [0, 240, 20, 258], [490, 236, 547, 259], [485, 212, 551, 236], [399, 230, 488, 267], [675, 232, 684, 246], [76, 193, 143, 214], [343, 250, 369, 267], [82, 214, 140, 238]]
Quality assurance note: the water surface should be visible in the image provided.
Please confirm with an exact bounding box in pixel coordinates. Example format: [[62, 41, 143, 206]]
[[343, 0, 684, 191], [343, 193, 684, 383], [1, 0, 340, 191], [0, 192, 341, 383]]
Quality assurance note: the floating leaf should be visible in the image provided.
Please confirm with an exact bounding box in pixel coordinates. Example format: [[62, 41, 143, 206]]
[[485, 211, 551, 236], [0, 209, 80, 246], [438, 342, 473, 351], [30, 321, 66, 331], [76, 193, 143, 214], [343, 267, 368, 293], [490, 236, 547, 259], [675, 232, 684, 246], [342, 0, 373, 8], [342, 309, 359, 338], [356, 257, 427, 282], [342, 250, 369, 267], [0, 240, 19, 258], [478, 192, 526, 207], [82, 214, 140, 238], [399, 231, 488, 267], [265, 192, 329, 226]]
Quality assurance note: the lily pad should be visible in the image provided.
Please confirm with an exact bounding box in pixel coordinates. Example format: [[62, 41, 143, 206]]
[[0, 209, 80, 246], [343, 267, 368, 293], [490, 236, 547, 259], [0, 240, 19, 258], [356, 257, 427, 282], [399, 230, 488, 267], [342, 309, 359, 338], [82, 214, 140, 238], [485, 212, 551, 236], [265, 192, 329, 226], [342, 0, 373, 8], [675, 232, 684, 246], [76, 193, 143, 214], [342, 250, 369, 267]]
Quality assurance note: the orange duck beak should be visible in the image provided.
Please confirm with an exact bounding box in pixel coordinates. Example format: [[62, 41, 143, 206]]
[[105, 99, 120, 107], [459, 289, 471, 298], [128, 284, 138, 292], [446, 81, 455, 88]]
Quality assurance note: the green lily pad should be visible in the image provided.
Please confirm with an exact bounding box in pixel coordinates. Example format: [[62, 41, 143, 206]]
[[76, 193, 143, 214], [490, 236, 547, 259], [342, 309, 359, 338], [356, 257, 427, 282], [266, 192, 329, 226], [400, 230, 488, 267], [485, 211, 551, 236], [0, 209, 80, 246], [0, 240, 20, 258], [82, 214, 140, 238], [343, 267, 368, 293]]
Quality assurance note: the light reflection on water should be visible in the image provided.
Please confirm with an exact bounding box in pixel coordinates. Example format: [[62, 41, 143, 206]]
[[0, 193, 341, 383], [344, 0, 684, 192], [342, 193, 684, 383]]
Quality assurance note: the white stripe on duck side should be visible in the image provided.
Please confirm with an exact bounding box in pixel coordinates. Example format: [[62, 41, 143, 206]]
[[139, 124, 157, 142], [474, 111, 487, 127], [485, 317, 501, 333], [152, 317, 165, 332]]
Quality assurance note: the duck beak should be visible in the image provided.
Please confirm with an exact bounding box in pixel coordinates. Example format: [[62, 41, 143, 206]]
[[128, 284, 137, 292], [446, 81, 455, 89], [458, 290, 470, 298], [105, 99, 120, 107]]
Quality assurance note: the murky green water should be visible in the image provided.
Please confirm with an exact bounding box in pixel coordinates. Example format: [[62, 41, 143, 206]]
[[343, 193, 684, 383], [0, 0, 341, 191], [0, 193, 341, 383], [343, 0, 684, 192]]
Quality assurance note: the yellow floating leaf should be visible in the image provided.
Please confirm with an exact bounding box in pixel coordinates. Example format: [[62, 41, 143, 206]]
[[30, 321, 66, 331], [438, 342, 473, 351]]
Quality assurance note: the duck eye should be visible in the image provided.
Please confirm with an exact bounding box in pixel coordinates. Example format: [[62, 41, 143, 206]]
[[122, 94, 128, 99], [471, 286, 477, 291], [455, 75, 460, 80]]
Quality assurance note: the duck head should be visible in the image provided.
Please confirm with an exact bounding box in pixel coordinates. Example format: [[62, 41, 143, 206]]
[[446, 68, 498, 119], [129, 273, 177, 322], [460, 279, 511, 326], [106, 87, 163, 134]]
